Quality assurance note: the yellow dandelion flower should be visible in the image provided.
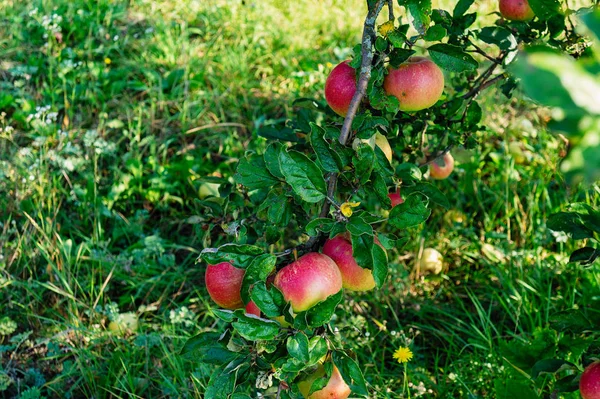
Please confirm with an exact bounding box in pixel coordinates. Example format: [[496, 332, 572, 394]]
[[104, 57, 112, 65], [393, 347, 413, 363], [340, 201, 360, 217], [378, 21, 395, 37]]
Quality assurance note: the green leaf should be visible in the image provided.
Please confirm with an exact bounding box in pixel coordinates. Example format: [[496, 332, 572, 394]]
[[371, 173, 392, 209], [308, 337, 329, 364], [309, 123, 340, 173], [388, 30, 407, 48], [389, 48, 416, 68], [549, 310, 593, 333], [267, 194, 292, 227], [258, 126, 299, 142], [305, 218, 336, 236], [547, 212, 595, 240], [402, 182, 450, 209], [232, 311, 280, 341], [332, 351, 369, 396], [464, 100, 482, 128], [353, 144, 375, 185], [200, 244, 264, 268], [241, 254, 277, 304], [304, 291, 344, 328], [404, 0, 432, 35], [279, 150, 327, 203], [347, 216, 373, 236], [510, 48, 600, 118], [180, 331, 238, 365], [531, 359, 577, 379], [388, 193, 431, 229], [213, 309, 236, 323], [569, 247, 600, 265], [423, 25, 447, 41], [351, 233, 375, 271], [499, 328, 557, 370], [235, 154, 280, 190], [477, 27, 517, 51], [250, 282, 283, 318], [264, 142, 286, 179], [372, 244, 388, 287], [580, 8, 600, 42], [453, 0, 474, 17], [528, 0, 561, 21], [428, 43, 478, 72], [205, 359, 249, 399], [287, 333, 310, 363], [375, 36, 388, 52]]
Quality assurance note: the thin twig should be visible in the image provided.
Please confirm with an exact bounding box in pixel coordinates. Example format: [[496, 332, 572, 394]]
[[388, 0, 394, 21]]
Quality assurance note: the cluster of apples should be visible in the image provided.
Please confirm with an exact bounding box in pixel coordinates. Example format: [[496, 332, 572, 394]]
[[205, 228, 399, 397], [325, 56, 455, 180]]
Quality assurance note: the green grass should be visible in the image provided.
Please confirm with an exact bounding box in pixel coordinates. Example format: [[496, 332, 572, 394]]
[[0, 0, 598, 398]]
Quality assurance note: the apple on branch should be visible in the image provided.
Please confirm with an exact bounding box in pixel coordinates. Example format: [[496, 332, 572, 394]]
[[384, 56, 444, 112], [324, 60, 357, 117], [273, 253, 343, 312], [205, 261, 261, 316], [298, 363, 351, 399], [499, 0, 535, 21], [429, 152, 455, 180]]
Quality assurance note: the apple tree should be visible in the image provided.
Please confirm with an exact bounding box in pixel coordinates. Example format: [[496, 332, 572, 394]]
[[182, 1, 598, 398]]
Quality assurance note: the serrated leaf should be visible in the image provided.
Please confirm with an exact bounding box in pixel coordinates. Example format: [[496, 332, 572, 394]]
[[258, 126, 299, 142], [267, 194, 292, 227], [332, 351, 369, 396], [305, 218, 336, 236], [250, 282, 282, 318], [388, 30, 407, 48], [351, 233, 374, 271], [232, 312, 280, 341], [205, 359, 249, 399], [304, 291, 343, 328], [388, 193, 431, 229], [423, 25, 447, 41], [212, 309, 236, 323], [309, 123, 339, 173], [389, 48, 416, 68], [428, 43, 478, 72], [308, 337, 329, 364], [547, 212, 594, 240], [279, 150, 327, 203], [264, 142, 286, 179], [372, 244, 388, 287], [241, 254, 277, 304], [354, 144, 375, 185], [200, 244, 264, 268], [405, 0, 432, 35], [347, 216, 373, 236], [235, 155, 280, 190], [180, 332, 238, 364]]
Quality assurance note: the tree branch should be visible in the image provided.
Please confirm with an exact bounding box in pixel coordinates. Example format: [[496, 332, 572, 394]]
[[388, 0, 394, 21]]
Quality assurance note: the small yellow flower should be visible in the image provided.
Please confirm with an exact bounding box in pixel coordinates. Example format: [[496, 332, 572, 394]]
[[104, 57, 112, 65], [326, 62, 333, 69], [340, 201, 360, 217], [393, 347, 413, 363], [378, 21, 395, 37]]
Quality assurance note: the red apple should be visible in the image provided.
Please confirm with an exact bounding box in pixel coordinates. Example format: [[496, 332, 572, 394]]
[[325, 61, 357, 117], [273, 253, 343, 312], [205, 262, 245, 309], [499, 0, 535, 21], [429, 152, 454, 180], [322, 234, 387, 291], [388, 189, 404, 207], [383, 56, 444, 112], [580, 362, 600, 399], [298, 364, 351, 399], [245, 301, 261, 317]]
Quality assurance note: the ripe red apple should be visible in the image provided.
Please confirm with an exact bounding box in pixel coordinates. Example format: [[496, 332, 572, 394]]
[[273, 253, 343, 312], [325, 61, 357, 117], [298, 364, 351, 399], [499, 0, 535, 21], [322, 234, 380, 291], [388, 189, 404, 207], [429, 152, 454, 180], [383, 56, 444, 112], [580, 361, 600, 399], [205, 262, 245, 309]]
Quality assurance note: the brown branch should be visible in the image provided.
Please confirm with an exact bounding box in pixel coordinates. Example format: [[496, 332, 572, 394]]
[[315, 0, 385, 226]]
